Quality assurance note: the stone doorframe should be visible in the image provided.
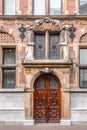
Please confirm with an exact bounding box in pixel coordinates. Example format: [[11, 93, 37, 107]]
[[24, 68, 71, 125]]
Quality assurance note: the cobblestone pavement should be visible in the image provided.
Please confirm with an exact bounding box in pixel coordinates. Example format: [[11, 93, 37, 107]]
[[0, 125, 87, 130]]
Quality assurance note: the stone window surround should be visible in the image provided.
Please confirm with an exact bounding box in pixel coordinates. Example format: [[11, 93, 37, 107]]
[[0, 45, 17, 89], [25, 29, 69, 61], [25, 17, 69, 61]]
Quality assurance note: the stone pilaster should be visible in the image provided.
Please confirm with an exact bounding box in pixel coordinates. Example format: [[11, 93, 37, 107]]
[[60, 30, 69, 60], [28, 0, 32, 15], [25, 92, 33, 119], [25, 30, 34, 60]]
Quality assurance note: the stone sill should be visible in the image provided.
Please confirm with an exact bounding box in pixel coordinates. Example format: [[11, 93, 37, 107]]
[[0, 120, 35, 125], [0, 64, 17, 68], [70, 88, 87, 93], [61, 88, 87, 92], [0, 88, 24, 93], [0, 15, 87, 20], [70, 108, 87, 111], [22, 59, 72, 68], [0, 108, 24, 111]]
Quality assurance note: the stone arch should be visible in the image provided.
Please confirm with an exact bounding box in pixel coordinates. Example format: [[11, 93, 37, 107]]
[[30, 69, 66, 89], [52, 70, 66, 88], [30, 71, 43, 89], [0, 31, 15, 43], [79, 32, 87, 43]]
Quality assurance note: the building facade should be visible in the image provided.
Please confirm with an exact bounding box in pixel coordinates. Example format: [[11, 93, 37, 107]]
[[0, 0, 87, 125]]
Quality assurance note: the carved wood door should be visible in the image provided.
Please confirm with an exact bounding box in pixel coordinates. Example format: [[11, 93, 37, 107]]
[[34, 74, 61, 123]]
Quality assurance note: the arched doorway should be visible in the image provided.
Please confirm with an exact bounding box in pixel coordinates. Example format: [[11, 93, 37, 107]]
[[34, 73, 61, 123]]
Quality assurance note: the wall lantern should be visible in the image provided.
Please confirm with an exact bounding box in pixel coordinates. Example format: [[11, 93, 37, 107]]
[[19, 24, 26, 41], [69, 24, 76, 41]]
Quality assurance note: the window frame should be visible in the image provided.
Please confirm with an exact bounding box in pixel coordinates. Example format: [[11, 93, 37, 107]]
[[49, 0, 62, 15], [2, 47, 16, 88], [79, 48, 87, 88], [33, 0, 62, 15], [34, 31, 60, 60], [79, 0, 87, 15], [2, 68, 16, 88], [3, 48, 16, 65], [3, 0, 16, 15]]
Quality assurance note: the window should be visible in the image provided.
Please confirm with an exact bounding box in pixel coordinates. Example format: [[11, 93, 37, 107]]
[[50, 0, 61, 15], [3, 69, 15, 88], [34, 0, 61, 15], [34, 0, 45, 15], [79, 0, 87, 14], [79, 49, 87, 88], [35, 34, 45, 59], [4, 0, 16, 15], [3, 48, 16, 88], [3, 48, 15, 64], [34, 32, 60, 59]]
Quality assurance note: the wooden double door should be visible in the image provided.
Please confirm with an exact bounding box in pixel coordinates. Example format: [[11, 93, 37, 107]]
[[34, 74, 61, 123]]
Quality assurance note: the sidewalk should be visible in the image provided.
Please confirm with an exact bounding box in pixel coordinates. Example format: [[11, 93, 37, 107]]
[[0, 125, 87, 130]]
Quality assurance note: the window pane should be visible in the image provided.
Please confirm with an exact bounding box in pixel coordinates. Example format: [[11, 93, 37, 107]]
[[34, 0, 45, 15], [50, 0, 61, 15], [3, 48, 15, 64], [49, 35, 59, 59], [80, 0, 87, 14], [35, 35, 45, 59], [36, 78, 45, 89], [4, 0, 15, 15], [3, 69, 15, 88], [50, 78, 58, 89], [80, 69, 87, 88], [80, 49, 87, 64]]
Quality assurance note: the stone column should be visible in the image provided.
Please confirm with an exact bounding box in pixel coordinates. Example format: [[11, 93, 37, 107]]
[[45, 31, 49, 59], [25, 30, 34, 60]]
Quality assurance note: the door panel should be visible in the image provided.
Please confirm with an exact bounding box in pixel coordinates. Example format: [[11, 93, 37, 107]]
[[34, 74, 61, 123]]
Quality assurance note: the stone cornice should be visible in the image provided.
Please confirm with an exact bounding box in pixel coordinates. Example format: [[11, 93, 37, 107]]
[[22, 59, 73, 68], [0, 15, 87, 20]]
